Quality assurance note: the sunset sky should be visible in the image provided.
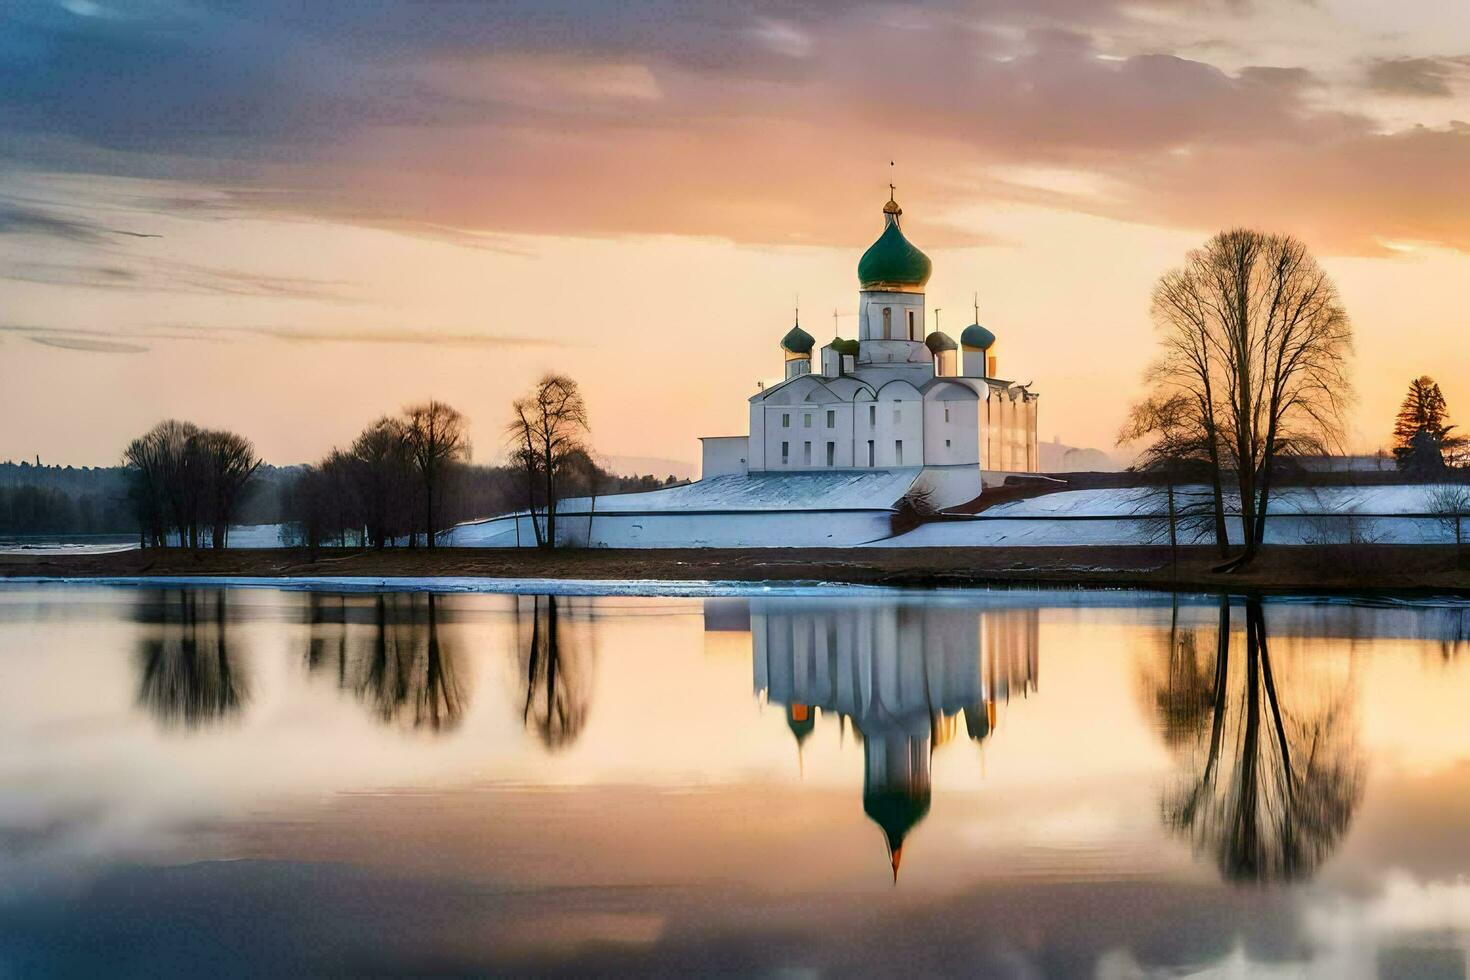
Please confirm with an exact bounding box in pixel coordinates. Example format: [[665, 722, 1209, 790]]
[[3, 0, 1469, 469]]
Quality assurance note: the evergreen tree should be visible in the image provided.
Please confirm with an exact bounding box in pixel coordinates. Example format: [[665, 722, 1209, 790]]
[[1394, 376, 1457, 469]]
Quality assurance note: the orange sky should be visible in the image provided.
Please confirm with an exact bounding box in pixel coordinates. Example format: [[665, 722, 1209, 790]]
[[2, 0, 1468, 468]]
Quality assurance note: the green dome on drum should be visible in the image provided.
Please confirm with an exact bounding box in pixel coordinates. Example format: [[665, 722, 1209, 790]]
[[858, 196, 931, 293], [781, 323, 815, 354], [925, 330, 957, 353], [961, 323, 995, 350]]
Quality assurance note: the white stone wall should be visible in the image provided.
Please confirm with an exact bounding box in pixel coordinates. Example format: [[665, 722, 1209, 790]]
[[757, 401, 857, 471], [922, 396, 980, 467], [700, 436, 749, 478]]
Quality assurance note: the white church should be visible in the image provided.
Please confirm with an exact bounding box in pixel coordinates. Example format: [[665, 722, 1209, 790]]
[[447, 190, 1041, 548], [701, 189, 1039, 509]]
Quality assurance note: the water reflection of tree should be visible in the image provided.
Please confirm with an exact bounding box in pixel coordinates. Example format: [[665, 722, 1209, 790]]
[[304, 592, 466, 733], [513, 594, 593, 750], [135, 589, 249, 729], [1143, 596, 1364, 882]]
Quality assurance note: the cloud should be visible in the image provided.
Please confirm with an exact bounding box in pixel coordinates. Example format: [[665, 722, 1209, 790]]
[[241, 326, 567, 347], [0, 325, 149, 353], [28, 335, 148, 354], [0, 322, 563, 352], [0, 201, 158, 242], [1, 0, 1467, 256], [1365, 56, 1469, 98], [1, 257, 348, 299]]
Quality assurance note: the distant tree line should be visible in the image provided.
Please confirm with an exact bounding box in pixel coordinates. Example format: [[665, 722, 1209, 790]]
[[123, 420, 262, 548], [286, 392, 674, 549], [0, 460, 297, 537], [0, 483, 134, 536]]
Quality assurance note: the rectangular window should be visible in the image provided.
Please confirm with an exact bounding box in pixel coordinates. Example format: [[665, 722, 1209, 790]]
[[868, 405, 876, 426], [826, 442, 835, 466], [781, 441, 789, 464], [907, 310, 915, 339], [895, 440, 904, 465], [781, 413, 790, 428], [803, 414, 812, 428], [867, 440, 875, 467], [944, 407, 950, 423], [803, 442, 812, 465], [826, 410, 835, 427], [945, 439, 951, 449]]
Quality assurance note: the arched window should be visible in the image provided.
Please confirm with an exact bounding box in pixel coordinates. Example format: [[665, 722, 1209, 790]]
[[881, 307, 892, 339]]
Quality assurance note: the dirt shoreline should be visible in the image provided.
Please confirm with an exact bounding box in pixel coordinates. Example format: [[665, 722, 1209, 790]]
[[2, 545, 1467, 596]]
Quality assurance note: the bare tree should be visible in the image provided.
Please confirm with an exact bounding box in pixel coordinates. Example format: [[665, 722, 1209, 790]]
[[1427, 481, 1470, 565], [507, 375, 590, 549], [199, 429, 261, 549], [404, 401, 469, 548], [1141, 230, 1353, 570], [123, 420, 260, 549], [1119, 393, 1225, 571], [348, 417, 416, 549]]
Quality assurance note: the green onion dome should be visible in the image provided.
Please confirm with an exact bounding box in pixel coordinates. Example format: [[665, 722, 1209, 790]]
[[857, 197, 931, 293], [781, 323, 815, 355], [925, 330, 957, 353], [960, 323, 995, 350]]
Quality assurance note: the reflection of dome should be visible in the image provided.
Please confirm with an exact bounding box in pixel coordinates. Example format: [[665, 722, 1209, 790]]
[[963, 702, 995, 743], [961, 323, 995, 350], [787, 702, 816, 745], [781, 323, 815, 354], [858, 195, 932, 293], [925, 331, 957, 354], [864, 787, 932, 881]]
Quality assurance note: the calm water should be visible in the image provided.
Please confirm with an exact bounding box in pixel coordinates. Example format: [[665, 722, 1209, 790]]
[[3, 585, 1470, 977]]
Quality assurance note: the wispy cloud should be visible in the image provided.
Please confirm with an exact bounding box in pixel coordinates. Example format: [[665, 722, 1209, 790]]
[[0, 201, 159, 242], [1365, 56, 1470, 98], [29, 335, 148, 354], [0, 322, 566, 353]]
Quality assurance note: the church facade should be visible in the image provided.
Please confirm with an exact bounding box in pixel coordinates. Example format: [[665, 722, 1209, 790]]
[[701, 191, 1040, 509]]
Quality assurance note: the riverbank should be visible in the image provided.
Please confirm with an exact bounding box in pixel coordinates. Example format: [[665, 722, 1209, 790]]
[[2, 545, 1467, 595]]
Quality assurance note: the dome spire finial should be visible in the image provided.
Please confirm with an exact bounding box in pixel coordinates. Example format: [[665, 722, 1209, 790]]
[[883, 161, 902, 216]]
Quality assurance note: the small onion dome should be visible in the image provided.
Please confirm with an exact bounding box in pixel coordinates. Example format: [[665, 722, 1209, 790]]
[[781, 323, 815, 355], [858, 197, 932, 293], [961, 323, 996, 350], [925, 330, 957, 354], [831, 337, 860, 356]]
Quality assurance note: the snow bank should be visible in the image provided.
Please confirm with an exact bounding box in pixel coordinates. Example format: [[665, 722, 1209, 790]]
[[875, 484, 1462, 547], [443, 470, 921, 548]]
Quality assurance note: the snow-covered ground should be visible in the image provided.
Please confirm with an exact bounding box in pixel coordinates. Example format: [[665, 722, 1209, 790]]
[[443, 470, 921, 548], [876, 485, 1460, 547]]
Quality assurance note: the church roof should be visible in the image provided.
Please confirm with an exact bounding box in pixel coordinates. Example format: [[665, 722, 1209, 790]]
[[780, 323, 815, 354], [925, 330, 957, 353], [961, 323, 995, 350], [858, 194, 931, 293]]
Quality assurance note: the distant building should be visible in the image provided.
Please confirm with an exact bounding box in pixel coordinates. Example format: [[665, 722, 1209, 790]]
[[702, 189, 1040, 509]]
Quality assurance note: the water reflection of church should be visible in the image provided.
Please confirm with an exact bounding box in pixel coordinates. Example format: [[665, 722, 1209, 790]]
[[746, 599, 1038, 878]]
